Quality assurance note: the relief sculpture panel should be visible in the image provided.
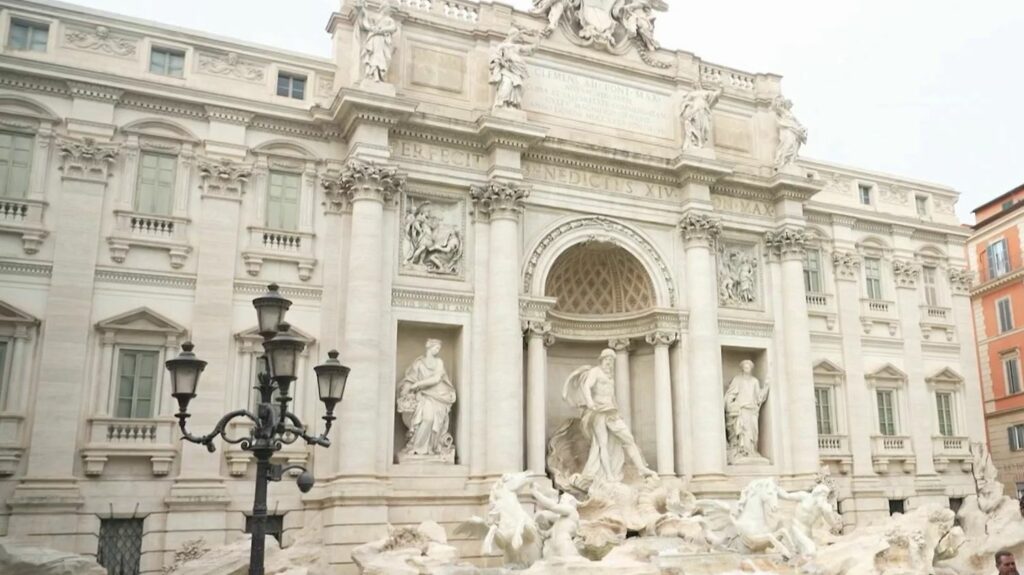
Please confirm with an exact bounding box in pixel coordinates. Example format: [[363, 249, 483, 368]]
[[401, 193, 466, 278], [717, 240, 761, 309]]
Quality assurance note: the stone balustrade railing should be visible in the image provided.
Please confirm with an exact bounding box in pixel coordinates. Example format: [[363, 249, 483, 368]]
[[395, 0, 479, 23], [0, 198, 47, 254], [81, 417, 177, 477], [931, 435, 971, 473], [805, 292, 831, 310], [699, 64, 756, 92], [870, 434, 914, 474], [920, 305, 951, 322], [817, 434, 849, 454], [243, 227, 317, 282], [861, 298, 895, 316], [113, 210, 189, 242]]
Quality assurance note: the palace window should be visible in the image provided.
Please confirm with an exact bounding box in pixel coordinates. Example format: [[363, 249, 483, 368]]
[[1009, 425, 1024, 451], [0, 131, 32, 198], [276, 72, 306, 100], [876, 389, 897, 436], [7, 19, 48, 52], [916, 195, 929, 216], [266, 171, 301, 230], [814, 386, 835, 435], [988, 239, 1010, 278], [864, 257, 883, 300], [135, 152, 177, 215], [859, 184, 873, 206], [935, 391, 955, 437], [803, 248, 823, 293], [997, 297, 1014, 333], [888, 499, 906, 516], [97, 518, 143, 575], [1004, 353, 1022, 395], [149, 47, 185, 78], [114, 348, 159, 419], [922, 265, 939, 307]]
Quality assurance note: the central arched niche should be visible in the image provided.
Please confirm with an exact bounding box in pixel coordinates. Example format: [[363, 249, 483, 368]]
[[544, 242, 656, 315], [542, 240, 659, 468]]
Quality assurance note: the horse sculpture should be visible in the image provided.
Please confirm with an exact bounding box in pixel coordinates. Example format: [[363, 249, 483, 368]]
[[696, 477, 794, 557], [457, 472, 542, 567]]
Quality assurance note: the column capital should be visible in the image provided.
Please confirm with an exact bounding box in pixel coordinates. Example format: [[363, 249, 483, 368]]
[[831, 250, 862, 281], [646, 331, 678, 347], [608, 338, 633, 353], [57, 137, 120, 181], [764, 226, 810, 260], [321, 158, 406, 208], [892, 258, 921, 289], [522, 319, 551, 337], [948, 266, 973, 296], [198, 157, 253, 201], [678, 211, 722, 248], [471, 180, 530, 221]]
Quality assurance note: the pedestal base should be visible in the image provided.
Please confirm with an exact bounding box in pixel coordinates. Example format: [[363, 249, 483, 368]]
[[397, 451, 456, 465]]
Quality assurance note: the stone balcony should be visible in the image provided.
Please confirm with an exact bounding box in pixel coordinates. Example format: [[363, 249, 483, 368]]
[[932, 435, 972, 473], [80, 417, 178, 477], [870, 435, 915, 474], [919, 305, 955, 342], [805, 292, 837, 331], [0, 412, 26, 476], [107, 210, 191, 268], [241, 227, 317, 282], [860, 298, 899, 336], [817, 434, 851, 474], [0, 198, 47, 254]]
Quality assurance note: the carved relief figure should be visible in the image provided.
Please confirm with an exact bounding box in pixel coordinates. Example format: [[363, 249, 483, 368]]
[[531, 0, 577, 36], [402, 198, 464, 275], [355, 0, 398, 82], [773, 96, 807, 169], [397, 339, 456, 462], [490, 28, 540, 109], [718, 244, 759, 307], [724, 360, 769, 462], [552, 349, 657, 490], [613, 0, 667, 51], [680, 86, 722, 151]]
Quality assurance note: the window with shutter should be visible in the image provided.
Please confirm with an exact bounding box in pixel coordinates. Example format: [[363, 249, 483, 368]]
[[922, 266, 938, 307], [864, 257, 883, 300], [1005, 356, 1022, 395], [998, 298, 1014, 333], [266, 171, 301, 230], [935, 392, 954, 437], [0, 131, 33, 198], [135, 153, 177, 215], [814, 386, 834, 435], [876, 389, 896, 436], [115, 349, 159, 419], [803, 248, 823, 293]]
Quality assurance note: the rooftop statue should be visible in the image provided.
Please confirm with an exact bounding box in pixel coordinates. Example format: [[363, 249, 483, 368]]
[[490, 27, 541, 110], [354, 0, 398, 83], [530, 0, 670, 65]]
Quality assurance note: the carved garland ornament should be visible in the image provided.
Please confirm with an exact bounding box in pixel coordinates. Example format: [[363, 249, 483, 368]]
[[523, 216, 676, 307], [58, 137, 120, 179], [947, 267, 973, 295], [64, 26, 137, 57], [831, 251, 861, 281], [530, 0, 672, 67], [198, 158, 252, 197]]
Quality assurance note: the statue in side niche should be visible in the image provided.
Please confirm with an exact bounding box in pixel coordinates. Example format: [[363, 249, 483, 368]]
[[397, 339, 456, 463], [724, 360, 769, 463]]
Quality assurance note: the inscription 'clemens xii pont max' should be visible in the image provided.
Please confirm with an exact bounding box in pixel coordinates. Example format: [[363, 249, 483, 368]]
[[523, 65, 674, 139]]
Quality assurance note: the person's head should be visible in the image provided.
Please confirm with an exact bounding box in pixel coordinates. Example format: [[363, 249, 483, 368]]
[[740, 359, 754, 374], [425, 338, 442, 356], [600, 349, 616, 371], [996, 550, 1018, 575], [811, 484, 831, 499]]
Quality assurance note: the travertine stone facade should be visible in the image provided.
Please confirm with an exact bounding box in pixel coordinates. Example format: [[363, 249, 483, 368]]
[[0, 0, 982, 572]]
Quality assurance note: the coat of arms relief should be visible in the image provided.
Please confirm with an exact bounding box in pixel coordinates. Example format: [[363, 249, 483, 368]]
[[531, 0, 671, 66]]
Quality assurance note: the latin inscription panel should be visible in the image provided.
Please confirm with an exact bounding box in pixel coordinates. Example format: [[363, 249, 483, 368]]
[[523, 64, 675, 139], [523, 161, 680, 201]]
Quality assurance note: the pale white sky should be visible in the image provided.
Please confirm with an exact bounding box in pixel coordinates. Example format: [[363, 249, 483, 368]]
[[66, 0, 1024, 223]]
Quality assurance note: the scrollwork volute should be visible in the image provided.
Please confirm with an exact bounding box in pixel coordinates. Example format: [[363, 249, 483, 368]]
[[469, 180, 530, 220], [608, 338, 632, 353], [832, 250, 861, 281], [892, 259, 921, 289], [948, 267, 973, 295], [678, 212, 722, 247], [322, 159, 406, 209], [645, 331, 677, 347], [58, 137, 120, 180], [198, 158, 252, 198], [764, 227, 810, 259]]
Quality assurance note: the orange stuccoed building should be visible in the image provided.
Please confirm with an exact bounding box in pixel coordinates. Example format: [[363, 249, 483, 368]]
[[969, 182, 1024, 497]]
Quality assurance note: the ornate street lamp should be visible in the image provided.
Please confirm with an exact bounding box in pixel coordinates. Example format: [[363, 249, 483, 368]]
[[166, 283, 350, 575]]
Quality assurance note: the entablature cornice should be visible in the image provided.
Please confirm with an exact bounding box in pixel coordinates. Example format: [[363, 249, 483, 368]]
[[546, 308, 685, 342], [331, 88, 419, 140], [805, 203, 970, 242], [475, 113, 548, 151], [523, 149, 676, 186]]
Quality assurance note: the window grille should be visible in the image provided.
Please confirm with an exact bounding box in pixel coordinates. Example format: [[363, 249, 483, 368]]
[[97, 518, 143, 575]]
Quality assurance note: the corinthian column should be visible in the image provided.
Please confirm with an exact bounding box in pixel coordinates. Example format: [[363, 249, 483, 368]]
[[679, 212, 726, 478], [647, 331, 678, 475], [892, 257, 936, 476], [472, 180, 530, 475], [523, 320, 552, 475], [765, 226, 819, 476], [609, 339, 633, 425], [335, 159, 405, 477]]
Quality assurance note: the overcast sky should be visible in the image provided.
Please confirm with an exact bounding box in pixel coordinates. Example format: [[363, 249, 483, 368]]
[[67, 0, 1024, 223]]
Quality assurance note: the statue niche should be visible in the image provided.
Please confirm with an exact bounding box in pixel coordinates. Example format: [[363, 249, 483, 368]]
[[396, 338, 457, 464]]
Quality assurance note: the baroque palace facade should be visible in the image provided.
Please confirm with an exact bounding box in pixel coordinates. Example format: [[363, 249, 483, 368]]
[[0, 0, 983, 572]]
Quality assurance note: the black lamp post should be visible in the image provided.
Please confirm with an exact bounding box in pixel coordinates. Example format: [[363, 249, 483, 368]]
[[166, 284, 350, 575]]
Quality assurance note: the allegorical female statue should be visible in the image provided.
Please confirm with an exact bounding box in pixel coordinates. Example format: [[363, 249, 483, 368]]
[[489, 27, 539, 109], [724, 359, 769, 463], [397, 339, 456, 462], [355, 0, 398, 83], [772, 96, 807, 169], [680, 86, 722, 151]]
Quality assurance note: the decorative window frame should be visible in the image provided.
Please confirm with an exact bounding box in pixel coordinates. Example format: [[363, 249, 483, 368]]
[[81, 308, 187, 478], [143, 39, 190, 82], [107, 119, 199, 268], [0, 299, 40, 476], [271, 65, 312, 102], [2, 12, 56, 57], [226, 325, 316, 476], [813, 359, 851, 474], [1001, 349, 1022, 396], [925, 368, 965, 436], [0, 95, 57, 254], [856, 181, 877, 207], [996, 296, 1014, 334], [865, 364, 910, 436], [243, 141, 320, 282]]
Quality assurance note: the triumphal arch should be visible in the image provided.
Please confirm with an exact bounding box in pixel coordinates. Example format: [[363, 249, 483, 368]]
[[0, 0, 983, 571]]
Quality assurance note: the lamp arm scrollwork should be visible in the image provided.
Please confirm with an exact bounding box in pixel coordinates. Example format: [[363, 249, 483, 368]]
[[177, 408, 259, 453], [282, 411, 332, 448]]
